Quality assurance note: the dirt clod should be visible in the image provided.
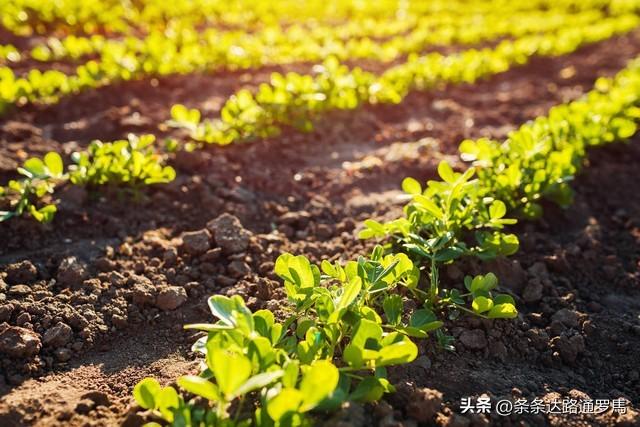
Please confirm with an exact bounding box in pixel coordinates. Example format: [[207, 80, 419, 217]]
[[406, 387, 443, 422], [5, 260, 38, 284], [459, 329, 487, 350], [156, 286, 188, 310], [0, 323, 41, 358], [57, 256, 89, 288], [42, 322, 73, 348], [181, 229, 211, 255], [207, 213, 252, 254], [551, 308, 580, 329]]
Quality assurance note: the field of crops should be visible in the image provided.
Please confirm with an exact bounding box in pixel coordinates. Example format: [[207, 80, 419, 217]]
[[0, 0, 640, 426]]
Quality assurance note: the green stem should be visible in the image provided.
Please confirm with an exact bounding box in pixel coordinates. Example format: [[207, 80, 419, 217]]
[[428, 258, 439, 304], [451, 303, 488, 319]]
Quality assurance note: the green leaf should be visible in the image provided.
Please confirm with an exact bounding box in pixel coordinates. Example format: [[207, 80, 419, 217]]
[[30, 204, 57, 223], [409, 309, 437, 327], [350, 318, 383, 350], [282, 361, 299, 388], [299, 360, 339, 412], [267, 388, 303, 421], [487, 303, 518, 319], [342, 319, 382, 368], [350, 376, 387, 402], [177, 375, 219, 401], [44, 152, 64, 176], [413, 195, 444, 218], [335, 277, 361, 311], [363, 219, 385, 233], [133, 378, 161, 409], [395, 326, 427, 338], [23, 158, 45, 177], [437, 161, 456, 183], [208, 348, 252, 399], [234, 370, 284, 396], [377, 339, 418, 366], [321, 260, 336, 277], [207, 295, 254, 334], [489, 200, 507, 219], [472, 296, 494, 314], [493, 294, 515, 306], [156, 386, 180, 421], [383, 295, 402, 326], [402, 177, 422, 195], [274, 253, 317, 289]]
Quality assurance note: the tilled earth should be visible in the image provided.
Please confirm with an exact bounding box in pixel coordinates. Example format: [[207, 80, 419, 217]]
[[0, 32, 640, 426]]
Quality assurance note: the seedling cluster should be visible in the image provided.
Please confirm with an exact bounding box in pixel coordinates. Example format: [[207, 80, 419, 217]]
[[133, 51, 640, 427], [0, 134, 175, 223], [170, 15, 638, 147]]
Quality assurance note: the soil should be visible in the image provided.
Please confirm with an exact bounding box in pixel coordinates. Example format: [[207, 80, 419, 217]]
[[1, 30, 640, 427]]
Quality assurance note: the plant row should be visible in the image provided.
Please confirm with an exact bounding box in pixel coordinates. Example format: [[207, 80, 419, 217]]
[[0, 8, 621, 115], [3, 13, 638, 223], [23, 8, 604, 66], [2, 0, 627, 37], [0, 134, 175, 223], [168, 14, 639, 147], [130, 51, 640, 427]]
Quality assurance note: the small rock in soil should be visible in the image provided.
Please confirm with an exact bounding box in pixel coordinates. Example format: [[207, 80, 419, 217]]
[[111, 314, 128, 329], [57, 257, 88, 288], [109, 271, 126, 287], [94, 257, 116, 272], [181, 229, 211, 255], [8, 284, 32, 297], [0, 323, 41, 358], [200, 248, 222, 263], [16, 312, 31, 326], [316, 223, 334, 239], [227, 260, 251, 278], [42, 322, 73, 348], [551, 308, 579, 329], [5, 260, 38, 284], [81, 390, 111, 407], [550, 334, 585, 364], [75, 398, 95, 414], [406, 387, 443, 422], [543, 254, 570, 273], [163, 248, 178, 266], [459, 329, 487, 350], [528, 261, 549, 280], [279, 211, 311, 228], [413, 355, 432, 371], [130, 276, 156, 306], [0, 304, 13, 322], [207, 213, 251, 254], [437, 413, 470, 427], [522, 279, 544, 303], [216, 275, 236, 287], [155, 286, 188, 311], [54, 348, 72, 362]]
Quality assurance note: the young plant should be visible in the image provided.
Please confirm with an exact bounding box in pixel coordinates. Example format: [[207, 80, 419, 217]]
[[0, 152, 65, 223], [133, 248, 436, 426], [69, 133, 176, 192]]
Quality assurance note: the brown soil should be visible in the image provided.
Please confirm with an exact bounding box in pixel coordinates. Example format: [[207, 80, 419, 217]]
[[1, 31, 640, 427]]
